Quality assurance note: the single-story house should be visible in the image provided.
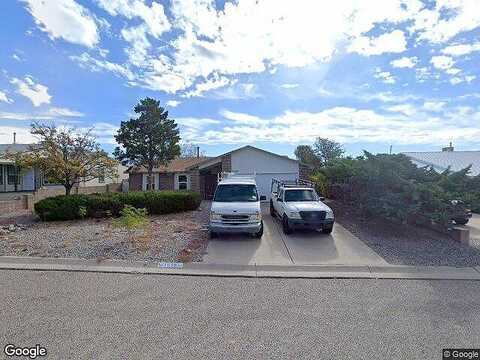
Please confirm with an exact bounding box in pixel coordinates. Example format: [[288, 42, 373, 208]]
[[127, 145, 311, 200], [403, 145, 480, 176], [0, 143, 128, 193]]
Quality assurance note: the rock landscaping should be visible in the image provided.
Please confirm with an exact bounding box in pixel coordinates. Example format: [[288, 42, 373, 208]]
[[0, 202, 210, 263]]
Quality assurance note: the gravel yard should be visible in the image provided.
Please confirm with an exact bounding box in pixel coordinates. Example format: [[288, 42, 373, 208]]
[[331, 201, 480, 267], [0, 202, 211, 263]]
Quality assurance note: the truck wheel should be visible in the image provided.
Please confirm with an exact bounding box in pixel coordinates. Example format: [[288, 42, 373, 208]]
[[209, 231, 218, 239], [454, 218, 469, 225], [282, 215, 292, 234], [269, 201, 275, 217], [254, 222, 264, 238], [322, 226, 333, 234]]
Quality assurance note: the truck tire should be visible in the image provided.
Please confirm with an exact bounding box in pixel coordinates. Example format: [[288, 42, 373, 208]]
[[269, 200, 276, 217], [282, 215, 292, 234], [209, 231, 218, 239], [454, 218, 469, 225]]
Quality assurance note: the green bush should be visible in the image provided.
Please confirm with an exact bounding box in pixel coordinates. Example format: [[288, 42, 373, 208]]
[[112, 205, 148, 229], [35, 191, 201, 221], [314, 152, 477, 227]]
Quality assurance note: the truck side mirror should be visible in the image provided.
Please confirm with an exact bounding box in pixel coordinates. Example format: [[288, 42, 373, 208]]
[[319, 196, 325, 201], [260, 195, 267, 201]]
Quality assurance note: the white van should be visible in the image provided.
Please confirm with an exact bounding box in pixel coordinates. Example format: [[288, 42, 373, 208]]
[[208, 174, 265, 238]]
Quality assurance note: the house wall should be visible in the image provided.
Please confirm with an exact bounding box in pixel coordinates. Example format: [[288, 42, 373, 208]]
[[230, 147, 299, 200], [159, 173, 174, 190], [231, 147, 299, 174], [129, 173, 142, 191]]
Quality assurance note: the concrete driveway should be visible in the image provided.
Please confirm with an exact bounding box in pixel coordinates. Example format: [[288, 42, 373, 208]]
[[463, 213, 480, 247], [203, 204, 387, 266]]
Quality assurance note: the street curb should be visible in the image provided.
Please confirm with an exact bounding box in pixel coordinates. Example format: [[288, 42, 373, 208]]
[[0, 256, 479, 280]]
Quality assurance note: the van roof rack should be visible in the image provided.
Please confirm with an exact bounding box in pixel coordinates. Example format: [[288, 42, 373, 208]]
[[271, 178, 315, 192], [218, 172, 256, 183]]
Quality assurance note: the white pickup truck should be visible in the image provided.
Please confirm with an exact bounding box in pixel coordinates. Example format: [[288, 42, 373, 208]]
[[209, 174, 266, 239], [270, 179, 334, 234]]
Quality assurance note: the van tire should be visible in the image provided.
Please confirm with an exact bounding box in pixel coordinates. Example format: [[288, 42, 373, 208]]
[[254, 222, 264, 238]]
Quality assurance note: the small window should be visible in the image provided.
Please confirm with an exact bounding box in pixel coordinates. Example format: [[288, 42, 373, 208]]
[[0, 165, 3, 185], [7, 165, 20, 185], [146, 175, 155, 190], [178, 174, 188, 190]]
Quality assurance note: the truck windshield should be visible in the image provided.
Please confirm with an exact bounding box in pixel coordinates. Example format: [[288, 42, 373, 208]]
[[214, 184, 258, 202], [284, 190, 317, 202]]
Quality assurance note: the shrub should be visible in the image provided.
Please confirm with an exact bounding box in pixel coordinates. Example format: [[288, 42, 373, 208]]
[[112, 205, 148, 229], [34, 194, 90, 221], [35, 191, 201, 221]]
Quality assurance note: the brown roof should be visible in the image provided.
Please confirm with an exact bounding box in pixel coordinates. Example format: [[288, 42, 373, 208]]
[[128, 157, 212, 173]]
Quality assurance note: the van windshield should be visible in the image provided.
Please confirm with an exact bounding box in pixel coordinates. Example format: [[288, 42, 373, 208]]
[[214, 184, 258, 202]]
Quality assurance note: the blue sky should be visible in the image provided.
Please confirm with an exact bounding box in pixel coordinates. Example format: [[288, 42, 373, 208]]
[[1, 0, 480, 158]]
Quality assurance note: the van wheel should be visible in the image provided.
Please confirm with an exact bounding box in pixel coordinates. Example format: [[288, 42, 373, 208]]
[[282, 215, 292, 234], [454, 218, 469, 225], [322, 226, 333, 234], [254, 222, 264, 238], [269, 201, 275, 216]]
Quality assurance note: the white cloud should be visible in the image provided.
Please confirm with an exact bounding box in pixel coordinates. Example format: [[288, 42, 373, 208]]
[[166, 100, 181, 108], [182, 75, 236, 98], [0, 126, 37, 144], [430, 55, 454, 70], [441, 42, 480, 57], [70, 53, 134, 80], [374, 68, 396, 84], [10, 76, 51, 107], [181, 106, 480, 147], [348, 30, 407, 56], [445, 68, 462, 75], [21, 0, 99, 47], [411, 0, 480, 44], [423, 101, 446, 112], [220, 110, 264, 125], [280, 83, 299, 89], [386, 104, 417, 116], [390, 56, 418, 68], [0, 107, 83, 120], [450, 75, 477, 85], [45, 107, 84, 117], [0, 91, 13, 103]]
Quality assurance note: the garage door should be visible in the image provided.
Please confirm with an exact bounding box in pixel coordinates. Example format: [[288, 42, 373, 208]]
[[254, 173, 298, 200]]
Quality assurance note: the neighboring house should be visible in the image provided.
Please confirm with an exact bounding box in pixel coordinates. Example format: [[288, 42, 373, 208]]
[[0, 143, 126, 193], [127, 145, 311, 200], [403, 145, 480, 176], [0, 144, 42, 193]]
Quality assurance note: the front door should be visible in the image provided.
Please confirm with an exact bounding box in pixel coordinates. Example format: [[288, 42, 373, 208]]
[[204, 174, 217, 200], [4, 165, 21, 192]]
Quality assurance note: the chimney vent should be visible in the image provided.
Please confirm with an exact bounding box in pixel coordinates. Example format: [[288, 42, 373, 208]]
[[13, 132, 16, 144], [196, 146, 200, 158], [442, 142, 454, 152]]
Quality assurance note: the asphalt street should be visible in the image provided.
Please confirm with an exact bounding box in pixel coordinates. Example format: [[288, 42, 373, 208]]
[[1, 270, 479, 360]]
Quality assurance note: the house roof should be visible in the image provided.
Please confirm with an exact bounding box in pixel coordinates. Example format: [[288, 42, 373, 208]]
[[0, 144, 32, 154], [403, 151, 480, 176], [128, 156, 212, 173]]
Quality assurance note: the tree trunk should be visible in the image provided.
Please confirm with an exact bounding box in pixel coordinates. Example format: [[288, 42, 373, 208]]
[[65, 184, 72, 195]]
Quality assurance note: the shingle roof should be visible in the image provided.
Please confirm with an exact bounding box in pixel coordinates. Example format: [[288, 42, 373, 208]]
[[128, 157, 212, 173], [0, 144, 32, 153], [403, 151, 480, 176]]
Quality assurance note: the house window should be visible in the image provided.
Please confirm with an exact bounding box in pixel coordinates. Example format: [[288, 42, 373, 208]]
[[7, 165, 20, 185], [146, 175, 155, 190], [0, 165, 3, 185], [177, 174, 188, 190]]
